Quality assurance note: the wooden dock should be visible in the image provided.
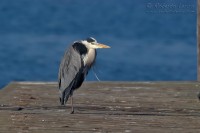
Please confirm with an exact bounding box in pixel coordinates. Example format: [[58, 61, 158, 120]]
[[0, 82, 200, 132]]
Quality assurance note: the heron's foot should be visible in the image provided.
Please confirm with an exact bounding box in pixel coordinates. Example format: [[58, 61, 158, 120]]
[[70, 110, 74, 114]]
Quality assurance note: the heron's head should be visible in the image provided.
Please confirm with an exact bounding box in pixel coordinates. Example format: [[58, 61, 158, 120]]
[[81, 37, 110, 49]]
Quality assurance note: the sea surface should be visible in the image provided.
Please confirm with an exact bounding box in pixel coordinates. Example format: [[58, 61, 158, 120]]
[[0, 0, 197, 88]]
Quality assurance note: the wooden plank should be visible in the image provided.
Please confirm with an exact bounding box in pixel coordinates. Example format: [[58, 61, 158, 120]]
[[198, 0, 200, 81], [0, 82, 200, 133]]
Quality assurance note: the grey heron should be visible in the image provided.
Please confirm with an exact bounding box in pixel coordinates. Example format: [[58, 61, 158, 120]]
[[58, 37, 110, 114]]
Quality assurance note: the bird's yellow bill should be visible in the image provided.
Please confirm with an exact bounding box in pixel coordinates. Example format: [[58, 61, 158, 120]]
[[97, 43, 111, 48]]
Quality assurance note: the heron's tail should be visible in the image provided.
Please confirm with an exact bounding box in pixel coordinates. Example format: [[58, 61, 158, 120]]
[[60, 92, 65, 105], [59, 87, 71, 105]]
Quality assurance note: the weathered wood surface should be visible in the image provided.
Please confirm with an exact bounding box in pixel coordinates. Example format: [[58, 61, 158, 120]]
[[0, 82, 200, 133], [198, 0, 200, 81]]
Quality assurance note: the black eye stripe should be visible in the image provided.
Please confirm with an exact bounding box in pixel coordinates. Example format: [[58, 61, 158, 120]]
[[86, 37, 96, 43]]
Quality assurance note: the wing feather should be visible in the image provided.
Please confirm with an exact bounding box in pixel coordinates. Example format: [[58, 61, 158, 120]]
[[58, 45, 83, 104]]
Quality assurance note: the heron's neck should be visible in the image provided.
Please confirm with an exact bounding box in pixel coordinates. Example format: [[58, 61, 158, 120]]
[[83, 48, 96, 67]]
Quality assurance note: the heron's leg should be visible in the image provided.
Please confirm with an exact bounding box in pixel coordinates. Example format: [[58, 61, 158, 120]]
[[70, 95, 74, 114]]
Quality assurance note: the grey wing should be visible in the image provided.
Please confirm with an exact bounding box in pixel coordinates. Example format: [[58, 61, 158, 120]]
[[58, 46, 83, 102]]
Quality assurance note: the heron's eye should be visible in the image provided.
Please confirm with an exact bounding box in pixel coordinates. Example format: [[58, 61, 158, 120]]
[[91, 42, 95, 45]]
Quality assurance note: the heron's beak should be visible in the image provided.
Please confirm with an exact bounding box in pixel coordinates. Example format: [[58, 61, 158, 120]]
[[97, 43, 111, 48]]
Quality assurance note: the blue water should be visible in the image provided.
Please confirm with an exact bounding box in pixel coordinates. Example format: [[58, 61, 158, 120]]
[[0, 0, 197, 88]]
